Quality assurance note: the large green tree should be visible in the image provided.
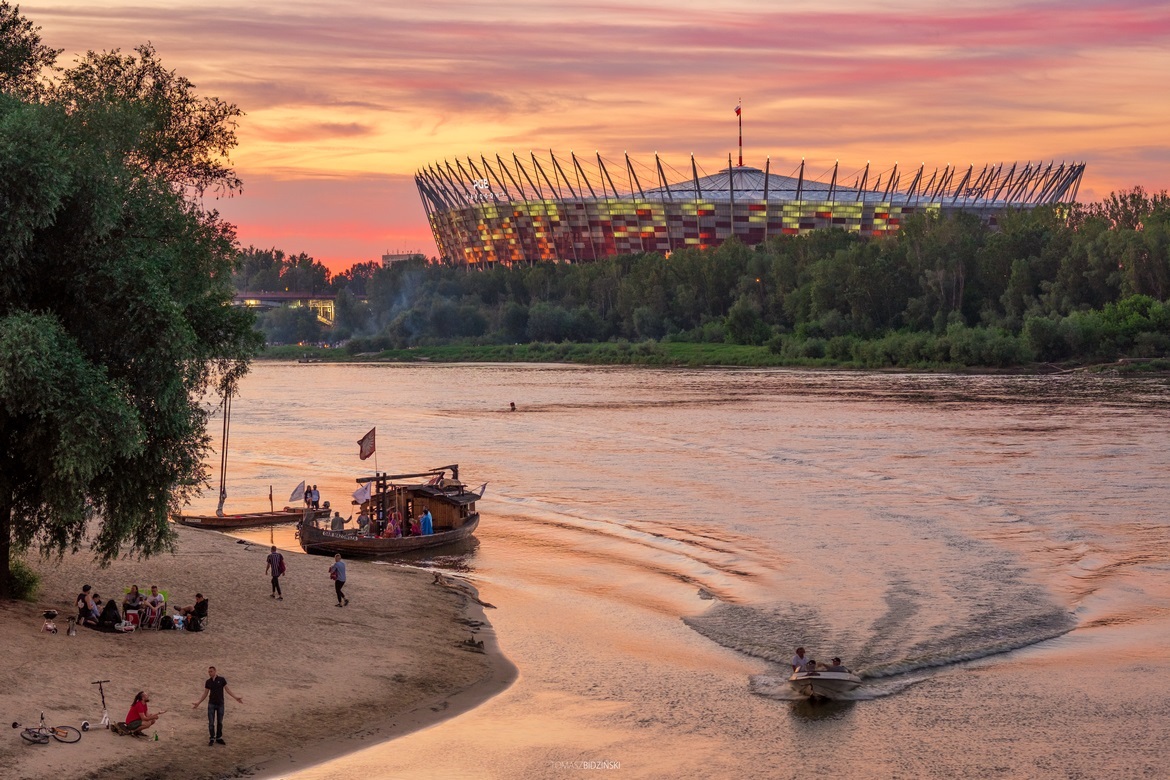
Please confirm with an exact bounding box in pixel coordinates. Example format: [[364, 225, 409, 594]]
[[0, 13, 261, 595]]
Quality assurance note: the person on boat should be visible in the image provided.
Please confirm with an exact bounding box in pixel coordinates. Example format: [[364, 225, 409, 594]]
[[310, 485, 320, 509], [389, 510, 403, 537], [330, 511, 345, 531], [791, 647, 810, 672], [825, 657, 850, 673], [409, 514, 421, 536], [805, 660, 820, 676], [420, 508, 434, 535], [357, 511, 370, 535]]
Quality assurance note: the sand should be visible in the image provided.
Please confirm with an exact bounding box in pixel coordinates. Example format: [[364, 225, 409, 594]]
[[0, 525, 513, 780]]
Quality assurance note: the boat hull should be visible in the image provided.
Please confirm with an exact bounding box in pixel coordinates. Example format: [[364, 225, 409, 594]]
[[174, 508, 329, 530], [789, 671, 862, 699], [298, 514, 480, 557]]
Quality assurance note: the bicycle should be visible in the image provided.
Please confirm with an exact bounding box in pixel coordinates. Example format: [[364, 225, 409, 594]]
[[12, 712, 82, 744]]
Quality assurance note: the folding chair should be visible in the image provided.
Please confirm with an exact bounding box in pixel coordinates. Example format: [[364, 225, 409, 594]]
[[140, 590, 169, 630]]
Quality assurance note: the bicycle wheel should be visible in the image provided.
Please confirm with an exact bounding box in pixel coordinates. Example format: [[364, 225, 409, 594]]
[[20, 728, 49, 744], [50, 725, 82, 743]]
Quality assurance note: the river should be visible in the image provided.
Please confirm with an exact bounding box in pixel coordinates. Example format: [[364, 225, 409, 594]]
[[210, 363, 1170, 779]]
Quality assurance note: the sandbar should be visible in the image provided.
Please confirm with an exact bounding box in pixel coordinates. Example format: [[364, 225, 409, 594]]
[[0, 525, 511, 780]]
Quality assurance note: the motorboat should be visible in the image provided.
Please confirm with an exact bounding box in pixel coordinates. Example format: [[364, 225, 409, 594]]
[[789, 669, 862, 699]]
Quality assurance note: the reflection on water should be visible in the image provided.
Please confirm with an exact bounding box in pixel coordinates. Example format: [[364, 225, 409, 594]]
[[207, 364, 1170, 780], [790, 698, 856, 721]]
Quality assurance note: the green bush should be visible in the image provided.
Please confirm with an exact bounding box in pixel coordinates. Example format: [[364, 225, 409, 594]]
[[8, 558, 40, 601]]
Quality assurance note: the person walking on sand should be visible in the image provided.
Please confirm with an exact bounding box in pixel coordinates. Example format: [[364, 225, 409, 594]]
[[265, 545, 285, 600], [329, 554, 348, 607], [192, 666, 242, 746]]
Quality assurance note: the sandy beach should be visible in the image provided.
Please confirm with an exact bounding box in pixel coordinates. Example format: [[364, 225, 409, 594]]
[[0, 525, 512, 780]]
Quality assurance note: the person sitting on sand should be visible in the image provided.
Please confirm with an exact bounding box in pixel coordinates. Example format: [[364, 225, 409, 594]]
[[825, 657, 849, 673], [122, 585, 144, 614], [176, 593, 209, 631], [76, 585, 100, 628], [123, 691, 164, 737]]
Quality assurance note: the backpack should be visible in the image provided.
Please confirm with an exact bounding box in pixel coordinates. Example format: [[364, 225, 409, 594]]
[[98, 600, 121, 627], [278, 554, 286, 575], [159, 615, 174, 630]]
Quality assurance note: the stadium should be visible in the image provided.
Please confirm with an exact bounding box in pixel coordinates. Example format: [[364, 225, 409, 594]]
[[415, 152, 1085, 267]]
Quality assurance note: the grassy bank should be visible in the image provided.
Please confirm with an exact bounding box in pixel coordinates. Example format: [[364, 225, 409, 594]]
[[260, 342, 1170, 373]]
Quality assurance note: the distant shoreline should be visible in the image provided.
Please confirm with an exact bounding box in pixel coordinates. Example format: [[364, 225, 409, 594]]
[[260, 343, 1170, 375]]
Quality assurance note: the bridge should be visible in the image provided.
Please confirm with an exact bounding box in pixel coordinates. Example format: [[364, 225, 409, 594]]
[[233, 292, 356, 325]]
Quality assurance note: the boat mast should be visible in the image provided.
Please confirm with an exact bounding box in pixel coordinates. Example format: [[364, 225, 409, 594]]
[[215, 392, 231, 517]]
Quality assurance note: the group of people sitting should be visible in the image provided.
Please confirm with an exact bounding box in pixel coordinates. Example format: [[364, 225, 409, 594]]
[[791, 647, 850, 675], [324, 505, 436, 539], [352, 507, 434, 538], [75, 584, 208, 632]]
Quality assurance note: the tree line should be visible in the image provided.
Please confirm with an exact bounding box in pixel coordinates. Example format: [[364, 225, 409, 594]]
[[250, 190, 1170, 368]]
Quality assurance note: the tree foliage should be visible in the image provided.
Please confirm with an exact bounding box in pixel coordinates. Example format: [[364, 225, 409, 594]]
[[271, 191, 1169, 368], [0, 9, 260, 595]]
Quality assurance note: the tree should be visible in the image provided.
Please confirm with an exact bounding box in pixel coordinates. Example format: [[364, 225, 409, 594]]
[[0, 2, 58, 97], [0, 15, 260, 596]]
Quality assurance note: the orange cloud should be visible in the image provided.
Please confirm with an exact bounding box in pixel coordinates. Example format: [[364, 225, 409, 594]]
[[26, 0, 1170, 266]]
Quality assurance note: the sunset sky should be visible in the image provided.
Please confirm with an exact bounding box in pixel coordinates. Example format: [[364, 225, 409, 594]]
[[23, 0, 1170, 273]]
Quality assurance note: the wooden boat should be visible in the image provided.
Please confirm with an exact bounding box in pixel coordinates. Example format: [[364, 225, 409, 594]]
[[175, 506, 329, 530], [298, 465, 482, 557]]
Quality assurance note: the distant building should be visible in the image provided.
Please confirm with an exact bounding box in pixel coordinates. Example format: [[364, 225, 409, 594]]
[[415, 151, 1086, 267], [381, 252, 423, 267]]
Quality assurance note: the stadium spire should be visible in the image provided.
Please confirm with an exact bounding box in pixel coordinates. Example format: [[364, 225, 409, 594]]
[[735, 99, 743, 167]]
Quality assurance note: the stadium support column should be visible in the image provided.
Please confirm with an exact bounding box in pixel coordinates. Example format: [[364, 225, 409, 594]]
[[762, 157, 771, 242]]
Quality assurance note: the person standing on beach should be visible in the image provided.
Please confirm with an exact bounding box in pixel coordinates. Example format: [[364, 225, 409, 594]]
[[265, 545, 285, 600], [329, 554, 348, 607], [191, 666, 242, 746]]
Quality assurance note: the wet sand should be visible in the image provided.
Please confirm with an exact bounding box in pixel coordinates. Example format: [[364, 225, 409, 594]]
[[0, 525, 511, 780]]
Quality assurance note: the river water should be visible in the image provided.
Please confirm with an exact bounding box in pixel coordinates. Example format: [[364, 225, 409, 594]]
[[210, 363, 1170, 779]]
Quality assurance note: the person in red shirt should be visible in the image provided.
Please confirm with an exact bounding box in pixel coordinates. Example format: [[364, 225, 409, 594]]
[[124, 691, 163, 736]]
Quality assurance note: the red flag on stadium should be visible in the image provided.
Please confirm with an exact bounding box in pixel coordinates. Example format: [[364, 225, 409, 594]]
[[357, 428, 376, 460]]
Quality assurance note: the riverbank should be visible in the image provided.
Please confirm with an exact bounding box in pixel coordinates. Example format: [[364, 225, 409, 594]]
[[262, 342, 1170, 374], [0, 525, 509, 780]]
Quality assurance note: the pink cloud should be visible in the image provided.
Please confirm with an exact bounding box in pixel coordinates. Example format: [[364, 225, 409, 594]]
[[23, 0, 1170, 264]]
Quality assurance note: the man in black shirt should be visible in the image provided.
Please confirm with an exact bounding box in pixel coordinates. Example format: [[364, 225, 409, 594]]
[[191, 666, 243, 746]]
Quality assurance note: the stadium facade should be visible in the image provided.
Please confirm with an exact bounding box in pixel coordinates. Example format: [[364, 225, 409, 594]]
[[415, 152, 1085, 267]]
